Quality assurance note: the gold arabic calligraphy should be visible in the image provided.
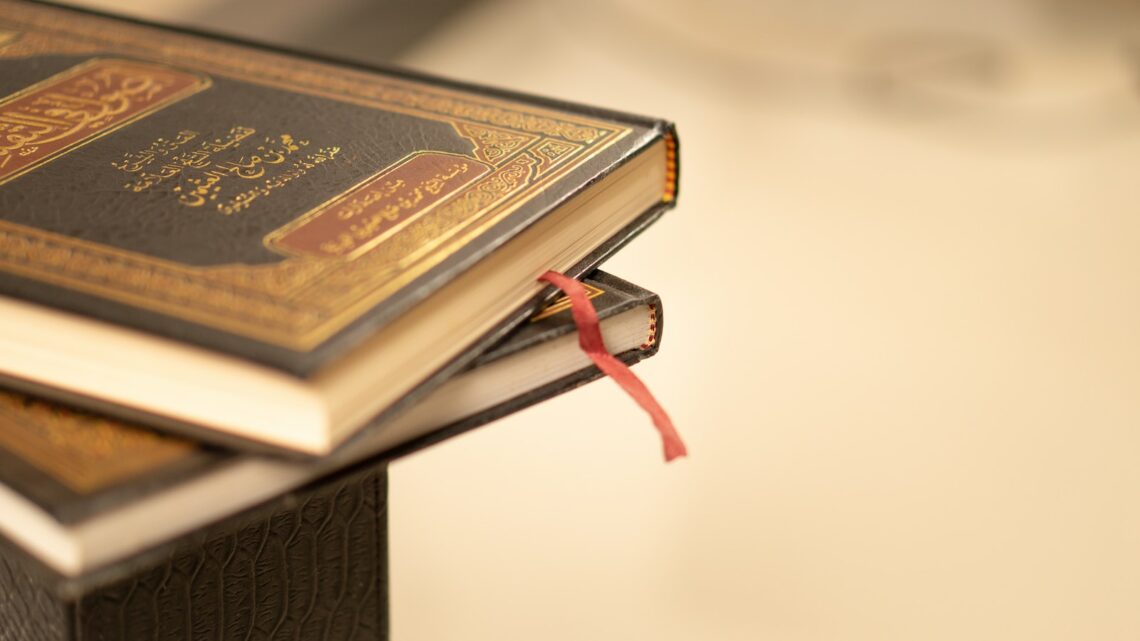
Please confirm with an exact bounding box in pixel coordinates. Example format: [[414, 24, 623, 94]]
[[0, 58, 209, 184], [320, 161, 472, 255], [266, 152, 491, 259], [112, 125, 342, 213]]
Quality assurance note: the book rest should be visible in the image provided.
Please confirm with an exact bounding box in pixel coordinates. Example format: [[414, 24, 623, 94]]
[[0, 462, 390, 641]]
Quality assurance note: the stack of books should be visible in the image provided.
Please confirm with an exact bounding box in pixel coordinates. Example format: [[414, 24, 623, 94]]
[[0, 2, 679, 639]]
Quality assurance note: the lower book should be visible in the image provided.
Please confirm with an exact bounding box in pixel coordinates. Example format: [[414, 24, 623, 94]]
[[0, 271, 663, 641]]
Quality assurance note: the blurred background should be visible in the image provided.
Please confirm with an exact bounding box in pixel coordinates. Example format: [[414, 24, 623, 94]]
[[61, 0, 1140, 638]]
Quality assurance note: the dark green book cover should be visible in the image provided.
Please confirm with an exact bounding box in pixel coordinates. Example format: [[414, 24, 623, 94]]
[[0, 0, 677, 373], [0, 1, 678, 456]]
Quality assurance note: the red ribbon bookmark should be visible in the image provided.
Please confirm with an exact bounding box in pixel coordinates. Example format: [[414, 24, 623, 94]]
[[538, 271, 687, 462]]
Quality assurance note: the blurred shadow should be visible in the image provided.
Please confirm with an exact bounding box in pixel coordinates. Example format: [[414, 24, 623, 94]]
[[848, 29, 1140, 148], [183, 0, 484, 64]]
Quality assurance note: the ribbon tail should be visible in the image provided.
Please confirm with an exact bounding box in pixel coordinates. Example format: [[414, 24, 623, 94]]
[[538, 271, 687, 462]]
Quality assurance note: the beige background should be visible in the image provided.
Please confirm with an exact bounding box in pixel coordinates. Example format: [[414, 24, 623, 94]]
[[60, 1, 1140, 638]]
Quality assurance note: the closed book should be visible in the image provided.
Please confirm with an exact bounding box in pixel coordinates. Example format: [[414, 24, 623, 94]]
[[0, 271, 663, 579], [0, 0, 679, 455]]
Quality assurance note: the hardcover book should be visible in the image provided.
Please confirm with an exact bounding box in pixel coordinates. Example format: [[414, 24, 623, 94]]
[[0, 271, 663, 578], [0, 0, 679, 454]]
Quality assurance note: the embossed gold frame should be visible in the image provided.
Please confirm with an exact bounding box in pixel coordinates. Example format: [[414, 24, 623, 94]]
[[0, 2, 636, 351]]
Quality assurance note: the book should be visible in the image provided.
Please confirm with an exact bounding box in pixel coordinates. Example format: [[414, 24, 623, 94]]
[[0, 460, 391, 641], [0, 271, 663, 577], [0, 1, 679, 454]]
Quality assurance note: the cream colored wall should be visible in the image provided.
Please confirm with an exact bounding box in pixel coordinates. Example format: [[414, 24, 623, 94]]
[[390, 1, 1140, 639]]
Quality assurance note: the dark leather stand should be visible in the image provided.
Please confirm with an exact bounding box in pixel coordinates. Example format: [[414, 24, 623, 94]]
[[0, 463, 389, 641]]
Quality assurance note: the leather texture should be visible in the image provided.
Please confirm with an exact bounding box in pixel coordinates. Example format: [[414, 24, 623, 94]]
[[0, 551, 67, 641], [0, 464, 389, 641], [0, 1, 676, 378]]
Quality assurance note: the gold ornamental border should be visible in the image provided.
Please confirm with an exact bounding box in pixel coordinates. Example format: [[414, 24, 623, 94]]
[[262, 150, 495, 261], [530, 282, 605, 322], [0, 2, 643, 351]]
